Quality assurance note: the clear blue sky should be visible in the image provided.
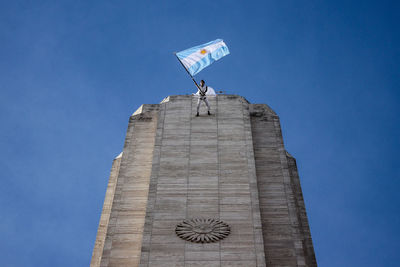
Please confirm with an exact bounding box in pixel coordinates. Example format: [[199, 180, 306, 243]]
[[0, 0, 399, 266]]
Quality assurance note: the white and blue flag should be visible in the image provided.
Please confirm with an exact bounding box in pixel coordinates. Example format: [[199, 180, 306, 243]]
[[176, 39, 230, 76]]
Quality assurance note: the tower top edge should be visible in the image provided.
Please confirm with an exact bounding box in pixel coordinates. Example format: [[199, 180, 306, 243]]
[[160, 95, 277, 115], [160, 94, 250, 103], [131, 95, 277, 116]]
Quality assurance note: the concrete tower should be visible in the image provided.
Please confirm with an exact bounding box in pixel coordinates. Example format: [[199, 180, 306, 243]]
[[91, 95, 317, 267]]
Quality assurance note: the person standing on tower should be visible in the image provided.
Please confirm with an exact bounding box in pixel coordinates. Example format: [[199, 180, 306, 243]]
[[196, 80, 211, 116]]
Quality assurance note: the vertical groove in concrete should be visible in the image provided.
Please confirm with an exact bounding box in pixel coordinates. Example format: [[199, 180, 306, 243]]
[[216, 95, 222, 265], [91, 155, 122, 267], [250, 104, 297, 266], [139, 103, 167, 267], [183, 96, 193, 264], [286, 153, 317, 266], [100, 114, 138, 267], [250, 103, 317, 267], [272, 116, 306, 266], [147, 96, 190, 266], [184, 95, 219, 266], [241, 99, 267, 267], [216, 95, 264, 267], [99, 105, 160, 267]]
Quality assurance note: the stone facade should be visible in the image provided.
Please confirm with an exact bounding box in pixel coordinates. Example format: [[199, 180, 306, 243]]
[[91, 95, 317, 267]]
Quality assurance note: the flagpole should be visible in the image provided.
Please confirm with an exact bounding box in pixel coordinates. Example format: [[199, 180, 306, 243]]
[[174, 52, 200, 90]]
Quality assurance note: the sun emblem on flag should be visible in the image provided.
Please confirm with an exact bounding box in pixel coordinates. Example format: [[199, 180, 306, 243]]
[[200, 49, 208, 55]]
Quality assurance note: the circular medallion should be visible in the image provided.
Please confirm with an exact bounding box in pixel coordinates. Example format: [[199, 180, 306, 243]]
[[175, 218, 230, 243]]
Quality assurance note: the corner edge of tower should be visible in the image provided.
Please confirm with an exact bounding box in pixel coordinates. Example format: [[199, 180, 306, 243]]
[[132, 104, 160, 117], [249, 103, 277, 117], [90, 151, 123, 267], [285, 151, 318, 266]]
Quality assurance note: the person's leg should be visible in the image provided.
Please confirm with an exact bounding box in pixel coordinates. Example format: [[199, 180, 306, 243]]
[[204, 98, 211, 115], [204, 98, 210, 111], [196, 98, 201, 116]]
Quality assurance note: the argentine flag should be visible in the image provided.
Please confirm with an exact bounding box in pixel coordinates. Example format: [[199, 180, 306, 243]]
[[176, 39, 230, 76]]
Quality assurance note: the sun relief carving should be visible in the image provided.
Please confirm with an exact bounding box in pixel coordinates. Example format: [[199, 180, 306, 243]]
[[175, 218, 230, 243]]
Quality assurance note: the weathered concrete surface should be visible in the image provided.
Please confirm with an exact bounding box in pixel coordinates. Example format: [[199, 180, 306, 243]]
[[250, 104, 317, 267], [91, 153, 122, 266], [91, 95, 317, 267], [92, 104, 160, 267]]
